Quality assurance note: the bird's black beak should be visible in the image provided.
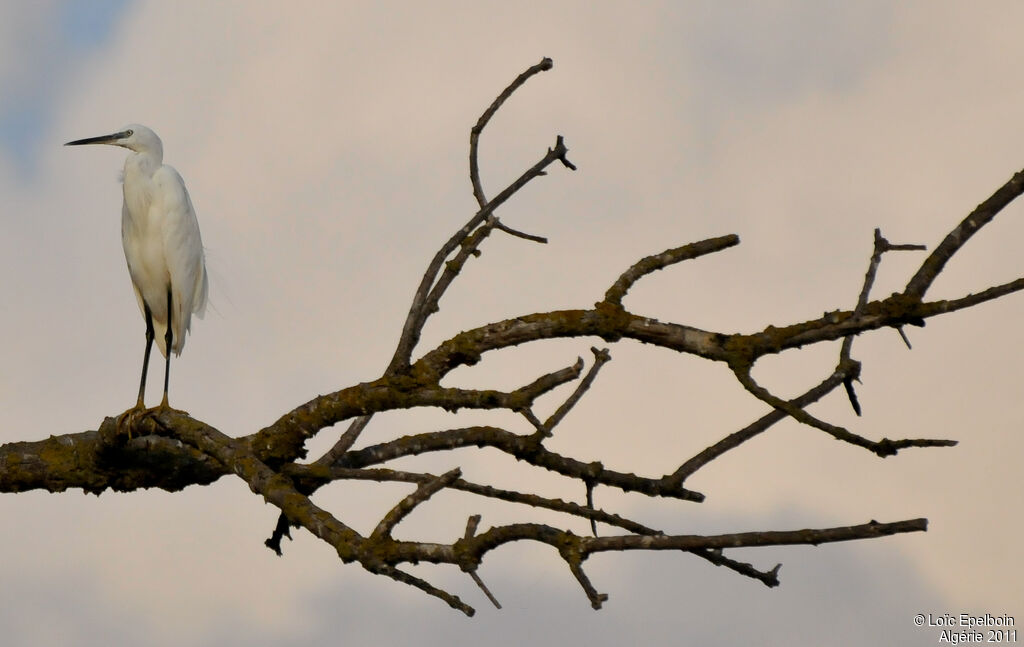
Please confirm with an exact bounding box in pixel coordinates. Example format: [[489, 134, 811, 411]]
[[65, 131, 130, 147]]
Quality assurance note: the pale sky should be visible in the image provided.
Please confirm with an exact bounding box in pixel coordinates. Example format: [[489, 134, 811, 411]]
[[1, 2, 1022, 645]]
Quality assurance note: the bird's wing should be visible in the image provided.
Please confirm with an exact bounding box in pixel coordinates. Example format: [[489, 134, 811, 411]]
[[154, 165, 207, 355]]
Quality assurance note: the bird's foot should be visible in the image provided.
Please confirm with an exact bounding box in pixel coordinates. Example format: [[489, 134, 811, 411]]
[[115, 399, 190, 441], [116, 402, 149, 440], [154, 396, 189, 418]]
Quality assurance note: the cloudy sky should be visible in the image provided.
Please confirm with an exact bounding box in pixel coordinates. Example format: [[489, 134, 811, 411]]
[[1, 2, 1022, 645]]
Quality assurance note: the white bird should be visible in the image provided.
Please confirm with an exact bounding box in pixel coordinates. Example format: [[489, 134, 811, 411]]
[[66, 124, 207, 412]]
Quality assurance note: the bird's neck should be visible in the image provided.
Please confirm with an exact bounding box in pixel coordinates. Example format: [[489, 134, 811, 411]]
[[123, 150, 162, 181]]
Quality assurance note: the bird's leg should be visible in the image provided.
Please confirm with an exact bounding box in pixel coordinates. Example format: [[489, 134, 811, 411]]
[[117, 304, 156, 437], [138, 302, 155, 408], [160, 288, 173, 410]]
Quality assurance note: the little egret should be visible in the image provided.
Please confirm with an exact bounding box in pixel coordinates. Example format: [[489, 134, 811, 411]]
[[66, 125, 207, 413]]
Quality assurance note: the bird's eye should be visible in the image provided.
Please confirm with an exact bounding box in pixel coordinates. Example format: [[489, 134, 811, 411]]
[[126, 129, 134, 136]]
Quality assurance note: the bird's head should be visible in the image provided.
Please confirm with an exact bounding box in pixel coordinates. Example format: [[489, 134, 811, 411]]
[[65, 124, 162, 156]]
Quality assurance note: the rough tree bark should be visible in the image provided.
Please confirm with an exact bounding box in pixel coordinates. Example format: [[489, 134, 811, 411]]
[[2, 58, 1021, 615]]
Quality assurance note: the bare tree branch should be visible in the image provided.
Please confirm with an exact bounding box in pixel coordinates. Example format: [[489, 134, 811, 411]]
[[313, 414, 374, 468], [905, 169, 1024, 298], [388, 139, 571, 374], [529, 347, 610, 440], [374, 565, 476, 617], [463, 515, 502, 610], [492, 219, 547, 243], [730, 361, 956, 457], [839, 228, 928, 414], [470, 57, 554, 208], [604, 235, 740, 307]]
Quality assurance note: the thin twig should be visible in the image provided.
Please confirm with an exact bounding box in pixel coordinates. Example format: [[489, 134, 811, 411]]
[[514, 357, 586, 400], [917, 277, 1024, 316], [838, 229, 886, 414], [897, 326, 912, 349], [582, 519, 928, 553], [461, 519, 927, 576], [604, 235, 740, 306], [585, 481, 598, 537], [906, 168, 1024, 298], [470, 57, 554, 208], [375, 565, 476, 617], [465, 514, 481, 537], [519, 407, 546, 434], [532, 347, 611, 439], [463, 515, 502, 609], [371, 468, 461, 540], [730, 363, 956, 457], [493, 219, 547, 244], [839, 229, 926, 414], [313, 414, 373, 468], [840, 229, 885, 362], [694, 550, 781, 588], [566, 556, 608, 610]]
